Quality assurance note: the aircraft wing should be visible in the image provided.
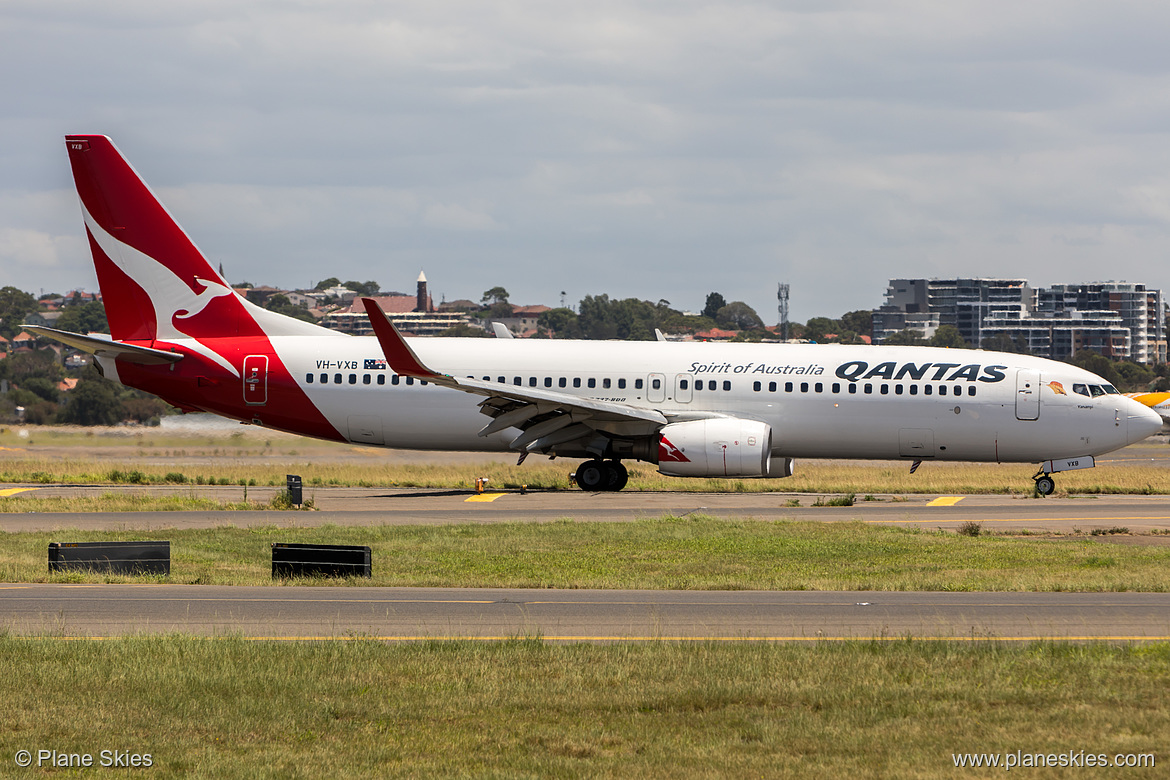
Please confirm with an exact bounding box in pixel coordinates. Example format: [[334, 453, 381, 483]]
[[362, 298, 668, 453], [23, 326, 184, 366]]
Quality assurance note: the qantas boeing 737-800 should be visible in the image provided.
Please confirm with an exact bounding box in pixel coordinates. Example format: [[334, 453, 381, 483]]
[[27, 135, 1163, 495]]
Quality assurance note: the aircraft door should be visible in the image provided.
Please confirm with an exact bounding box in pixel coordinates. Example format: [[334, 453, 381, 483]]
[[675, 373, 693, 403], [1015, 369, 1039, 421], [647, 373, 666, 403], [243, 355, 268, 406]]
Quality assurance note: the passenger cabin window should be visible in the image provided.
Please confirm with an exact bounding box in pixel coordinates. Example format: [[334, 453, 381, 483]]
[[306, 374, 314, 383], [769, 382, 777, 392], [349, 374, 357, 384], [319, 373, 327, 384], [635, 379, 644, 390], [709, 381, 717, 391], [723, 381, 731, 391], [785, 382, 794, 392], [392, 375, 400, 385], [753, 381, 761, 392], [406, 377, 414, 386], [618, 379, 626, 389], [573, 378, 581, 388], [544, 377, 552, 388], [588, 378, 597, 389], [559, 378, 567, 388], [801, 382, 810, 393], [603, 378, 611, 389], [377, 375, 385, 385], [363, 374, 371, 385], [967, 386, 976, 396], [334, 373, 342, 384]]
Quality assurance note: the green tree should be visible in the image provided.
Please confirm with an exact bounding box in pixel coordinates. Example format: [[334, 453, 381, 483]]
[[342, 280, 380, 297], [263, 294, 317, 324], [56, 369, 122, 426], [804, 317, 837, 342], [981, 333, 1031, 354], [0, 286, 37, 339], [840, 310, 873, 339], [882, 328, 928, 346], [702, 292, 726, 320], [537, 308, 582, 339], [56, 301, 109, 334], [314, 277, 341, 291], [436, 323, 489, 338], [481, 287, 510, 307], [929, 325, 970, 349], [715, 302, 763, 331]]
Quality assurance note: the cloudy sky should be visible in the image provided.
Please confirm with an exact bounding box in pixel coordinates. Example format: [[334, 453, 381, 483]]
[[3, 1, 1170, 323]]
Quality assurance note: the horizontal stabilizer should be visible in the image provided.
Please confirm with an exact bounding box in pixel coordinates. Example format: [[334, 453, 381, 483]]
[[23, 326, 183, 366]]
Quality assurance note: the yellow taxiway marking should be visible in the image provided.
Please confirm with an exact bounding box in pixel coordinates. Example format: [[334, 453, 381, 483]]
[[926, 496, 964, 506], [465, 493, 506, 503], [0, 487, 37, 497]]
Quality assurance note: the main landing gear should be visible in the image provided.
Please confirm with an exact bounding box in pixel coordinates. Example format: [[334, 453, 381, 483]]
[[575, 460, 629, 492]]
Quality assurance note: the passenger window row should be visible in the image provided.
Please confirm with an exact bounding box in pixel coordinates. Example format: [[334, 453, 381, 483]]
[[752, 380, 978, 398], [305, 374, 646, 390], [306, 373, 428, 386]]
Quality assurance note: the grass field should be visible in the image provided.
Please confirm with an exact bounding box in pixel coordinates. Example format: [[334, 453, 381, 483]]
[[1, 637, 1164, 778], [2, 452, 1170, 496], [3, 423, 1169, 494], [4, 518, 1168, 591]]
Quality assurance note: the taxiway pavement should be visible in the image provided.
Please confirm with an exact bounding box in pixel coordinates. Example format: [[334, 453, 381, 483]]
[[3, 584, 1168, 642]]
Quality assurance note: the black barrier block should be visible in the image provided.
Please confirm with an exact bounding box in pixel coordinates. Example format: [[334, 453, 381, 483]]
[[49, 541, 170, 575], [286, 474, 302, 506], [272, 542, 371, 578]]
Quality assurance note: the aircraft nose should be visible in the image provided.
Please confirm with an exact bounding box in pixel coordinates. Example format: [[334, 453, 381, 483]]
[[1127, 400, 1164, 444]]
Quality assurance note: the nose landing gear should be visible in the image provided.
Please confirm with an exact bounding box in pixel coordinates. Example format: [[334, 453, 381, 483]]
[[574, 459, 629, 491], [1033, 473, 1056, 496]]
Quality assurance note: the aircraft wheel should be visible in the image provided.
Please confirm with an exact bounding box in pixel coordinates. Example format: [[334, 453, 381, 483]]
[[1035, 475, 1055, 496], [575, 460, 607, 491], [604, 461, 629, 491]]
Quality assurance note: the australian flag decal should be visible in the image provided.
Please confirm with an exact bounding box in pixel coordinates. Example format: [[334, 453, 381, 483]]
[[364, 358, 387, 370]]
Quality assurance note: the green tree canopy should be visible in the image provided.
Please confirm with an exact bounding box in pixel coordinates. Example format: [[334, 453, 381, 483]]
[[929, 325, 970, 349], [263, 294, 317, 324], [702, 292, 726, 320], [342, 280, 380, 297], [56, 301, 109, 334], [0, 286, 37, 340], [715, 302, 763, 331], [314, 277, 341, 291], [882, 328, 928, 346], [481, 287, 510, 307]]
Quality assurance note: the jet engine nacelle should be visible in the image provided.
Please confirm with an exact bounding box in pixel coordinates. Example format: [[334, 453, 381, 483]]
[[656, 418, 773, 478]]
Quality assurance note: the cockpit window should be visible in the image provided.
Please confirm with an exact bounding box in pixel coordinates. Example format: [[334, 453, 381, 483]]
[[1102, 385, 1120, 395], [1089, 385, 1105, 397], [1072, 384, 1090, 397]]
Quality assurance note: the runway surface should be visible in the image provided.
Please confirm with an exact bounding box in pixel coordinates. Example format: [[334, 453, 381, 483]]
[[2, 485, 1169, 536], [4, 584, 1169, 642]]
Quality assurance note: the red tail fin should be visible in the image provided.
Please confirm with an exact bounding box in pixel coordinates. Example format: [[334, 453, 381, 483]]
[[65, 135, 329, 345]]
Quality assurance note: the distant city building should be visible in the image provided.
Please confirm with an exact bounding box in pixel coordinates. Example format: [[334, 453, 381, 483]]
[[317, 272, 482, 336], [874, 278, 1166, 364]]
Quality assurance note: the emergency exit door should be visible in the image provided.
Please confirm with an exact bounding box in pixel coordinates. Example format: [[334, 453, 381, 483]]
[[243, 355, 268, 405]]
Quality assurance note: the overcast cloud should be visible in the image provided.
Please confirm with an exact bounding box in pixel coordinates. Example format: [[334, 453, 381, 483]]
[[3, 0, 1169, 323]]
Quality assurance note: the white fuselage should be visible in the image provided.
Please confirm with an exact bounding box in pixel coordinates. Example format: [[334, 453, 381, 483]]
[[248, 338, 1156, 463]]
